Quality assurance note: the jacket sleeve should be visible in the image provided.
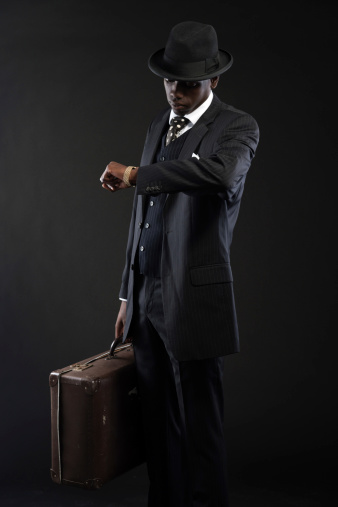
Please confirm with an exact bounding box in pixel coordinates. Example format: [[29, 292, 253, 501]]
[[136, 110, 259, 196]]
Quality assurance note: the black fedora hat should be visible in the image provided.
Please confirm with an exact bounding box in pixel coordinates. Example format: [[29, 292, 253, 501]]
[[148, 21, 233, 81]]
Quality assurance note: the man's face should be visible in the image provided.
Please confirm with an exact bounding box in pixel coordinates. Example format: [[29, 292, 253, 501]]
[[164, 77, 219, 116]]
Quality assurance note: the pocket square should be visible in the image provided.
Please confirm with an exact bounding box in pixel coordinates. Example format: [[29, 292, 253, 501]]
[[192, 153, 200, 160]]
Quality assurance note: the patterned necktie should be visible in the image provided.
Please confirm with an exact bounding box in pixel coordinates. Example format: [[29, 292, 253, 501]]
[[166, 116, 189, 146]]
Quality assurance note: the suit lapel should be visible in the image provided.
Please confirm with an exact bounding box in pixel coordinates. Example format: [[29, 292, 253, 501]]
[[140, 108, 170, 166], [178, 94, 222, 160], [141, 95, 221, 164], [165, 96, 222, 207], [178, 123, 208, 160]]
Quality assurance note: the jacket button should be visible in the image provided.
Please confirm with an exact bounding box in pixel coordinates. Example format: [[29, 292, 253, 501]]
[[160, 156, 165, 161], [140, 246, 145, 252], [138, 222, 142, 228]]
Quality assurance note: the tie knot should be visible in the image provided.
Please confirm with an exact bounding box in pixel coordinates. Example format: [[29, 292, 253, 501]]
[[166, 116, 189, 145], [170, 116, 189, 129]]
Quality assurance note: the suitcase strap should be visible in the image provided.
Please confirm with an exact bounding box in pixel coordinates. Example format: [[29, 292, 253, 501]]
[[53, 343, 133, 483]]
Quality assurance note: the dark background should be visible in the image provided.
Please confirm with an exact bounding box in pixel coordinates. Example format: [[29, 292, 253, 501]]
[[1, 0, 337, 505]]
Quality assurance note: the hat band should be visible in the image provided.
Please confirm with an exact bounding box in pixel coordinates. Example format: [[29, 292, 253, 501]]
[[162, 53, 220, 78]]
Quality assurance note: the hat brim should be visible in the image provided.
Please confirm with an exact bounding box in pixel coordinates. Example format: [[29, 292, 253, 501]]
[[148, 48, 233, 81]]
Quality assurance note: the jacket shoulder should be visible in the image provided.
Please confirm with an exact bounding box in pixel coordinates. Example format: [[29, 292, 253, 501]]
[[215, 98, 259, 131]]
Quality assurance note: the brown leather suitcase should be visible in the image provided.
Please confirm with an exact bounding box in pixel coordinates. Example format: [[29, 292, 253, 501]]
[[49, 339, 145, 489]]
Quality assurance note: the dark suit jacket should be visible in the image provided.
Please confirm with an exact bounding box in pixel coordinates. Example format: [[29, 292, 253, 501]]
[[119, 94, 259, 361]]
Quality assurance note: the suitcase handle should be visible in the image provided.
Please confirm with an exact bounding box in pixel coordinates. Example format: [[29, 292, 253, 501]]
[[107, 337, 133, 359], [109, 337, 122, 357]]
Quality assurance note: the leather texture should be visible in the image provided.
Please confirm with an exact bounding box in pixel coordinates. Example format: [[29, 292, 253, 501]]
[[49, 347, 145, 489]]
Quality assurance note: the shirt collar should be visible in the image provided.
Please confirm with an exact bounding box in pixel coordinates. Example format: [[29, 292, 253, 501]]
[[169, 91, 213, 126]]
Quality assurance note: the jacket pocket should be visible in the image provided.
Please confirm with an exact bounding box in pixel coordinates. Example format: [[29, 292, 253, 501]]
[[190, 263, 233, 286]]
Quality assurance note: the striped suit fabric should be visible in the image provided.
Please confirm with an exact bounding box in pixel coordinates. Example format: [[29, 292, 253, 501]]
[[119, 94, 259, 361]]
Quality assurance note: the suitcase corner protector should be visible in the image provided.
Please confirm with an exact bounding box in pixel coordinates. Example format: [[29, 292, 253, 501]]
[[50, 468, 61, 484], [49, 372, 59, 387]]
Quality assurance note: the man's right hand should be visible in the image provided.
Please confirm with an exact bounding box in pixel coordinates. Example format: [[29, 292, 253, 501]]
[[115, 300, 127, 339]]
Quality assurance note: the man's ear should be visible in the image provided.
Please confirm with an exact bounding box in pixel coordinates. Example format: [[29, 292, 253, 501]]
[[210, 76, 220, 89]]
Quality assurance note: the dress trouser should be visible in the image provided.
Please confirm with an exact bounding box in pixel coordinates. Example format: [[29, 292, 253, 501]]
[[131, 273, 229, 507]]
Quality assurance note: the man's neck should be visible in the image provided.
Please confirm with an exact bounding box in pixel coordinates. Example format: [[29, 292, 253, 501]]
[[169, 91, 214, 125]]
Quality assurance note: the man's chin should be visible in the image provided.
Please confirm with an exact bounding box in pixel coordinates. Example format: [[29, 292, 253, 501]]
[[171, 104, 189, 115], [174, 110, 188, 117]]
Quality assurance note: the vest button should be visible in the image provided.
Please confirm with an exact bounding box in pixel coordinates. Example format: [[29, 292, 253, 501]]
[[145, 223, 150, 229], [160, 156, 165, 161], [149, 200, 154, 206], [140, 246, 145, 252]]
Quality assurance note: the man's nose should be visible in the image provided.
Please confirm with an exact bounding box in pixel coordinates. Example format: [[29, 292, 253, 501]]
[[170, 81, 182, 98]]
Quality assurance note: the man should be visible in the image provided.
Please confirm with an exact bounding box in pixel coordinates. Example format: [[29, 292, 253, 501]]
[[100, 21, 259, 507]]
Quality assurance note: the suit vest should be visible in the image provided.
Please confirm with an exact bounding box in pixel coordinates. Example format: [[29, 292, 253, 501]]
[[137, 129, 189, 277]]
